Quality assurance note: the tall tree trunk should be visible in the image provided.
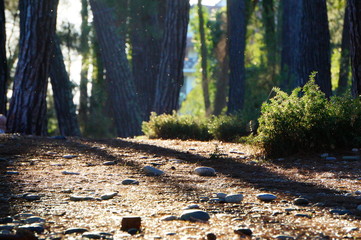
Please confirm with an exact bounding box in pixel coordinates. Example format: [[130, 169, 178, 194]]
[[90, 0, 142, 137], [79, 0, 90, 132], [280, 0, 302, 91], [49, 36, 81, 136], [0, 0, 7, 114], [337, 4, 351, 95], [213, 36, 228, 116], [262, 0, 277, 78], [7, 0, 59, 135], [348, 0, 361, 96], [298, 0, 331, 97], [130, 0, 165, 120], [197, 0, 211, 116], [153, 0, 190, 114], [227, 0, 246, 114]]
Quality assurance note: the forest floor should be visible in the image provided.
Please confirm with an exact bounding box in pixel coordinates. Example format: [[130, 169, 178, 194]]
[[1, 135, 361, 239]]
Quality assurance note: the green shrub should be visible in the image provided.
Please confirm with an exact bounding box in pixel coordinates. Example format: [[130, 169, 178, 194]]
[[257, 72, 361, 157], [208, 115, 249, 142], [142, 112, 212, 141]]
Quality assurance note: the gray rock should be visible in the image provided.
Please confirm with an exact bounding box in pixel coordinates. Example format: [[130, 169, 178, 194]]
[[357, 205, 361, 211], [64, 227, 89, 234], [18, 223, 45, 233], [103, 161, 116, 166], [183, 204, 200, 210], [100, 192, 118, 200], [180, 210, 210, 222], [294, 213, 311, 218], [165, 232, 177, 236], [161, 215, 178, 221], [274, 235, 295, 240], [234, 228, 252, 236], [199, 197, 209, 202], [293, 198, 309, 206], [0, 230, 11, 235], [24, 216, 45, 224], [5, 171, 19, 175], [257, 193, 277, 202], [121, 179, 139, 185], [330, 209, 351, 215], [206, 232, 217, 240], [0, 225, 15, 231], [225, 194, 244, 203], [194, 167, 216, 176], [62, 171, 80, 175], [82, 231, 112, 239], [63, 154, 77, 159], [14, 213, 34, 219], [215, 193, 227, 199], [320, 153, 329, 158], [325, 157, 337, 161], [69, 195, 95, 201], [23, 194, 41, 201], [142, 166, 164, 176], [342, 156, 360, 160], [0, 217, 13, 224]]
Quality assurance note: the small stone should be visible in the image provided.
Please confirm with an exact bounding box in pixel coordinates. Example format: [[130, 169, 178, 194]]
[[352, 148, 359, 152], [6, 171, 19, 175], [165, 232, 176, 236], [18, 223, 45, 233], [325, 157, 337, 161], [234, 228, 252, 236], [342, 156, 360, 160], [183, 204, 200, 210], [121, 216, 141, 232], [64, 227, 89, 234], [121, 179, 139, 185], [127, 228, 139, 235], [257, 193, 277, 202], [69, 195, 95, 201], [199, 197, 209, 202], [0, 225, 15, 231], [194, 167, 216, 176], [215, 193, 227, 199], [206, 232, 217, 240], [23, 194, 41, 201], [320, 153, 329, 158], [294, 213, 311, 218], [180, 210, 210, 222], [294, 198, 309, 206], [142, 166, 164, 176], [63, 154, 77, 159], [100, 192, 118, 200], [357, 205, 361, 211], [62, 171, 80, 175], [24, 216, 45, 224], [274, 235, 295, 240], [225, 194, 244, 203], [161, 215, 178, 221], [330, 209, 351, 215], [344, 227, 358, 233], [103, 161, 116, 166], [82, 232, 102, 239], [14, 213, 34, 219], [0, 217, 13, 224], [61, 189, 73, 193]]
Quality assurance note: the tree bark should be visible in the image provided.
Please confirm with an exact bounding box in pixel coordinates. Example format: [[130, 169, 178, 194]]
[[153, 0, 190, 114], [348, 0, 361, 96], [130, 0, 165, 120], [298, 0, 331, 97], [90, 0, 142, 137], [227, 0, 246, 114], [49, 36, 81, 136], [262, 0, 277, 78], [7, 0, 59, 135], [337, 4, 350, 95], [0, 0, 7, 114], [197, 0, 211, 116]]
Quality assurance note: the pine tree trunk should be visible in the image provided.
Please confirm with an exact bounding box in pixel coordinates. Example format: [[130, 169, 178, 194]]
[[337, 4, 351, 95], [153, 0, 190, 114], [198, 0, 211, 116], [348, 0, 361, 96], [262, 0, 277, 78], [90, 0, 142, 137], [299, 0, 331, 97], [49, 36, 81, 137], [7, 0, 59, 135], [79, 0, 90, 132], [0, 0, 7, 114], [227, 0, 246, 114], [130, 0, 165, 120]]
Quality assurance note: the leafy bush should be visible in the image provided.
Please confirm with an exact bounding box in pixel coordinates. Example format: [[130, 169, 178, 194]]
[[257, 73, 361, 157], [208, 115, 249, 142], [142, 112, 212, 141]]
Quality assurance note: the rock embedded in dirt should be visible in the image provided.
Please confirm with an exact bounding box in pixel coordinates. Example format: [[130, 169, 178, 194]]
[[61, 171, 80, 175], [5, 171, 19, 175], [121, 179, 139, 185], [103, 161, 116, 166], [23, 194, 41, 201], [0, 225, 15, 231], [18, 223, 45, 233], [234, 228, 253, 236], [82, 231, 112, 239], [69, 195, 95, 201], [62, 154, 77, 159], [257, 193, 277, 202], [161, 215, 178, 221], [325, 157, 337, 161], [142, 166, 164, 176], [183, 204, 200, 210], [180, 210, 210, 222], [216, 193, 227, 199], [225, 194, 244, 203], [194, 167, 216, 176], [329, 209, 351, 215], [0, 217, 13, 224], [293, 198, 309, 206], [206, 232, 217, 240], [64, 227, 89, 234], [100, 192, 118, 200], [24, 216, 45, 224], [274, 235, 295, 240]]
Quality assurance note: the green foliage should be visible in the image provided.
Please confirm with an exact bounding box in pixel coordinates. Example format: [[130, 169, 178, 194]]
[[208, 115, 249, 142], [142, 112, 212, 141], [257, 72, 361, 157]]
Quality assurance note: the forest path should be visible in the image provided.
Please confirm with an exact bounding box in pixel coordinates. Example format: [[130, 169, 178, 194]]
[[0, 135, 361, 239]]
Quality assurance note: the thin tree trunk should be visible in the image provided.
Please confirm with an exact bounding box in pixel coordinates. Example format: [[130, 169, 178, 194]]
[[337, 4, 350, 95], [90, 0, 142, 137], [213, 36, 228, 116], [299, 0, 331, 97], [0, 0, 7, 114], [227, 0, 246, 114], [49, 36, 81, 136], [262, 0, 277, 78], [7, 0, 59, 135], [348, 0, 361, 96], [153, 0, 190, 114], [79, 0, 90, 132], [197, 0, 211, 116]]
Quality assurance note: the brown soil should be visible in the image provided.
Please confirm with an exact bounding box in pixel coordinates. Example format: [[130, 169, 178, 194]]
[[1, 135, 361, 239]]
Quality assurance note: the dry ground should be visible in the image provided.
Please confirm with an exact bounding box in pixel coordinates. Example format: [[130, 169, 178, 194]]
[[1, 135, 361, 239]]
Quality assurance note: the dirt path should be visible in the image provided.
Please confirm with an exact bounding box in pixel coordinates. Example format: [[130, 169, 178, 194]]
[[1, 135, 361, 239]]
